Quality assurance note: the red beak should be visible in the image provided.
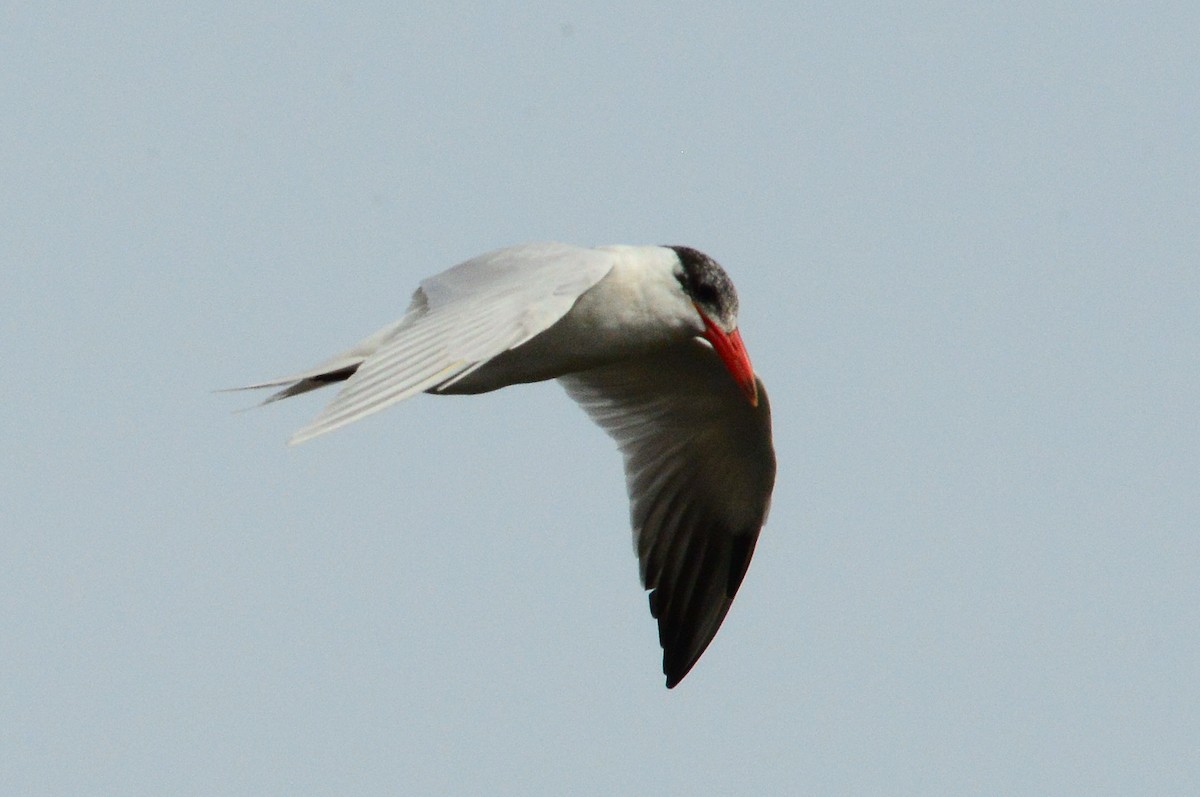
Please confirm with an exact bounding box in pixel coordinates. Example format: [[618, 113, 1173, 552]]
[[697, 308, 759, 406]]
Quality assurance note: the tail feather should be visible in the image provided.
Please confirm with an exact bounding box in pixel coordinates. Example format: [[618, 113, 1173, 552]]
[[258, 364, 360, 404], [219, 359, 363, 408], [223, 317, 409, 405]]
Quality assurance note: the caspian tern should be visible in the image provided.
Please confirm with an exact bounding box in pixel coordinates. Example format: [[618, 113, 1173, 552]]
[[233, 242, 776, 687]]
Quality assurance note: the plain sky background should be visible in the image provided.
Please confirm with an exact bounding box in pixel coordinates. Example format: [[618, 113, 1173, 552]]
[[3, 3, 1198, 794]]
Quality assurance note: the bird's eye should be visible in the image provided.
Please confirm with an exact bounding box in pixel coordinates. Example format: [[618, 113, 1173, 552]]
[[692, 283, 719, 307]]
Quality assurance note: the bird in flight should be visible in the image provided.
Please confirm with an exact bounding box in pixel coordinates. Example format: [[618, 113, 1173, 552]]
[[232, 242, 776, 687]]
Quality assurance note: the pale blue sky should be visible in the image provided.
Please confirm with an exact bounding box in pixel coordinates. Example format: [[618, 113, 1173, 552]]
[[3, 3, 1198, 794]]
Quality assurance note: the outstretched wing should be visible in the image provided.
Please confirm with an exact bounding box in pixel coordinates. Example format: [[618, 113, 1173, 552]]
[[560, 339, 776, 687], [268, 243, 614, 444]]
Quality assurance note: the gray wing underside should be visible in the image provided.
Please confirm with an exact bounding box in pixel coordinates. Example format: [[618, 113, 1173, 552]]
[[236, 243, 614, 444], [560, 339, 776, 687]]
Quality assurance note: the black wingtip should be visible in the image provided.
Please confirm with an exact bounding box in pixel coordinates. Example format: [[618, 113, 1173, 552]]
[[663, 653, 699, 689]]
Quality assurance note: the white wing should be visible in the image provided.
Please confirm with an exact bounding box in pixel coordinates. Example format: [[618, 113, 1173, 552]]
[[560, 339, 776, 687], [282, 243, 615, 444]]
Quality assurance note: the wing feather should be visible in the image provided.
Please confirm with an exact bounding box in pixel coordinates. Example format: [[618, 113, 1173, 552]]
[[283, 244, 614, 444], [560, 339, 776, 687]]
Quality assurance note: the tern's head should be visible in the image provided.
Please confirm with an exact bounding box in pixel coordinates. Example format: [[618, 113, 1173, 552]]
[[669, 246, 739, 333], [668, 246, 758, 406]]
